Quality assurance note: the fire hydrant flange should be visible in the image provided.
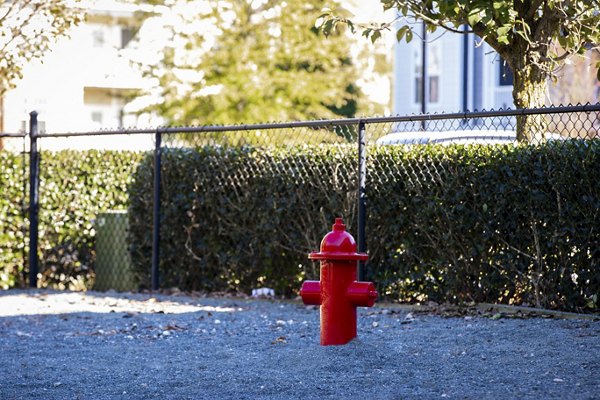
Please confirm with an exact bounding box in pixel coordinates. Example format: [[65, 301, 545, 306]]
[[300, 218, 377, 345]]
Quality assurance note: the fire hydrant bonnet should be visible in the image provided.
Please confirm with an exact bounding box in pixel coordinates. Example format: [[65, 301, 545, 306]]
[[308, 218, 368, 261]]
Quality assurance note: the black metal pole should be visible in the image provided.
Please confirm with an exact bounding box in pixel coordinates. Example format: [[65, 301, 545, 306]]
[[151, 130, 162, 291], [21, 135, 27, 284], [357, 121, 367, 281], [462, 25, 469, 113], [462, 25, 470, 127], [28, 111, 39, 288], [421, 21, 428, 130]]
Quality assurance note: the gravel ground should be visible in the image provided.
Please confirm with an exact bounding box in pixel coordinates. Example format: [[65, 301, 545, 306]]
[[0, 289, 599, 400]]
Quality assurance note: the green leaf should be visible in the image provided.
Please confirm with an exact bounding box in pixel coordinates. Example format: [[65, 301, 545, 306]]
[[497, 25, 511, 37], [467, 9, 482, 26], [371, 30, 382, 44], [396, 26, 406, 42]]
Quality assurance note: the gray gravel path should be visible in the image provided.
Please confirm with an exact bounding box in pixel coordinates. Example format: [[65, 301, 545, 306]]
[[0, 290, 598, 400]]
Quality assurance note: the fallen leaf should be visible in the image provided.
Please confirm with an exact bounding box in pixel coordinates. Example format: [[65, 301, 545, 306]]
[[164, 324, 186, 331], [271, 336, 287, 344]]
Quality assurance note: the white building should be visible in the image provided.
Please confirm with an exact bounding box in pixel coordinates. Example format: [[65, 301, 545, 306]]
[[2, 0, 394, 150], [1, 0, 156, 150], [393, 23, 514, 116]]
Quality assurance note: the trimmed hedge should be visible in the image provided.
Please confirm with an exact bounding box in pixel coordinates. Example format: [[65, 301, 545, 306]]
[[129, 140, 599, 311], [128, 146, 357, 296], [0, 150, 143, 289], [2, 141, 598, 312], [369, 141, 599, 311], [0, 151, 28, 288]]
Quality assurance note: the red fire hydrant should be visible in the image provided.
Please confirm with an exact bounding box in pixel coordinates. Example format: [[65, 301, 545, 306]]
[[300, 218, 378, 345]]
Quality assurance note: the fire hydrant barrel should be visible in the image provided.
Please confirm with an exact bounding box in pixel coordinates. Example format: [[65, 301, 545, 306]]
[[300, 218, 377, 345], [319, 259, 360, 345]]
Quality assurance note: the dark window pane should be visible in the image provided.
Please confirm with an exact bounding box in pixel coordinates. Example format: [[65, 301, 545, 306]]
[[415, 77, 422, 103], [121, 27, 135, 48], [429, 76, 439, 103], [499, 60, 513, 86]]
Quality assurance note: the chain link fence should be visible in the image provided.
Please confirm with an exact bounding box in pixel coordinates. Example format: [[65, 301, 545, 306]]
[[1, 104, 599, 306], [365, 105, 600, 190], [30, 132, 150, 291]]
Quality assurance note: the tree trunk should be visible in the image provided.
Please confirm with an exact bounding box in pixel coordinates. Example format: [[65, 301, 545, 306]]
[[511, 54, 549, 143]]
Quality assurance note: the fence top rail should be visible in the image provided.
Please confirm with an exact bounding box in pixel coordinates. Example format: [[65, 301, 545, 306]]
[[34, 103, 600, 138], [0, 132, 26, 138]]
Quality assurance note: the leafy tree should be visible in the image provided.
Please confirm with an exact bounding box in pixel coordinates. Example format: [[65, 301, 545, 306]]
[[320, 0, 600, 141], [141, 0, 365, 126], [0, 0, 82, 95]]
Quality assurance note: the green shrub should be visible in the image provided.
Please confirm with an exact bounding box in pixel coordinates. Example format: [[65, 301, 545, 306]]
[[3, 140, 598, 312], [128, 145, 357, 295], [0, 151, 28, 288], [0, 150, 143, 289], [129, 140, 599, 311], [368, 140, 600, 311]]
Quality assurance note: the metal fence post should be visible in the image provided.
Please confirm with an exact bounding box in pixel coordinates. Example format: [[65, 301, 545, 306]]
[[357, 121, 367, 281], [28, 111, 40, 288], [421, 21, 428, 131], [151, 129, 162, 291]]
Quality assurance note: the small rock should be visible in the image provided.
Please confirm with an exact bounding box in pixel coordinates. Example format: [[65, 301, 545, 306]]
[[401, 313, 415, 324], [251, 288, 275, 298]]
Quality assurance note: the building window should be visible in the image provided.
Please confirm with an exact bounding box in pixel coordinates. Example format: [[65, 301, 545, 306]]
[[121, 27, 135, 48], [92, 30, 105, 47], [415, 76, 422, 104], [414, 43, 441, 104], [429, 76, 439, 103], [20, 120, 46, 133], [499, 59, 513, 86], [91, 111, 103, 126]]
